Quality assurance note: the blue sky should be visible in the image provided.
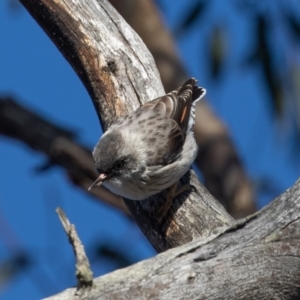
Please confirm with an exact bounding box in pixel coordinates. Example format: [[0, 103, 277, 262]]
[[1, 0, 300, 299]]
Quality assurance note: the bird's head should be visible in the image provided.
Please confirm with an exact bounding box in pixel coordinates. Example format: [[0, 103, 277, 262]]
[[88, 129, 142, 191]]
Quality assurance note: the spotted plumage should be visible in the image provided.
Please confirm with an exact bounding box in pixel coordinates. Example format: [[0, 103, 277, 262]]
[[89, 78, 206, 200]]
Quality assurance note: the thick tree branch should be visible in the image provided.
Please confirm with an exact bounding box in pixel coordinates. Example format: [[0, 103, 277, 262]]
[[109, 0, 187, 93], [47, 179, 300, 299], [20, 0, 233, 252]]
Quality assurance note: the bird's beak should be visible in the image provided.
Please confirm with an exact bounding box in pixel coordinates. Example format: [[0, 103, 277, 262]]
[[88, 173, 107, 191]]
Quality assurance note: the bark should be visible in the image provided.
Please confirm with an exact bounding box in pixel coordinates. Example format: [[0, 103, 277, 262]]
[[20, 0, 233, 253], [108, 0, 187, 93], [47, 179, 300, 299], [109, 0, 256, 219]]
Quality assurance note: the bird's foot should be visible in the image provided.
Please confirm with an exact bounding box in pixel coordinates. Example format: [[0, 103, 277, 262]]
[[157, 182, 190, 223]]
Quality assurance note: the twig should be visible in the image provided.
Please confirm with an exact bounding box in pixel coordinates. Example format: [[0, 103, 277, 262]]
[[56, 207, 93, 292]]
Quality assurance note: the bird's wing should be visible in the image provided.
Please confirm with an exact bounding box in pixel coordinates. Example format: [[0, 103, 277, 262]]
[[137, 78, 205, 166], [139, 78, 205, 136]]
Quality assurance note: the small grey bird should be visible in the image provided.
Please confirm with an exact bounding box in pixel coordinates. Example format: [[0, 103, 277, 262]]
[[89, 78, 206, 206]]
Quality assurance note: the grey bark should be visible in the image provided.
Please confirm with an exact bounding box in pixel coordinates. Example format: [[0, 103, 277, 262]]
[[18, 0, 300, 299], [47, 179, 300, 299]]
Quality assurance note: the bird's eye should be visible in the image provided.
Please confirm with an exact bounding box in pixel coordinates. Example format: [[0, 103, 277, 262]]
[[115, 161, 123, 170]]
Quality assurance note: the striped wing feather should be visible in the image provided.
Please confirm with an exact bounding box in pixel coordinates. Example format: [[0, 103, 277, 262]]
[[136, 78, 203, 166]]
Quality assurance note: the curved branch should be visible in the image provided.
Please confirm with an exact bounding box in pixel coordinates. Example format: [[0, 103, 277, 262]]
[[20, 0, 233, 252]]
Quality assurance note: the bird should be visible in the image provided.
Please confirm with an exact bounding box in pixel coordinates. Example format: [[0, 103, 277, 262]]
[[88, 78, 206, 219]]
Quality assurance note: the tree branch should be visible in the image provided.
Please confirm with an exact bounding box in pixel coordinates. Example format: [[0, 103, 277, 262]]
[[20, 0, 233, 253], [47, 179, 300, 299]]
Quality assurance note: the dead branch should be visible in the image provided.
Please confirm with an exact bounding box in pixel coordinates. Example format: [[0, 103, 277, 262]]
[[56, 207, 93, 292], [47, 180, 300, 299]]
